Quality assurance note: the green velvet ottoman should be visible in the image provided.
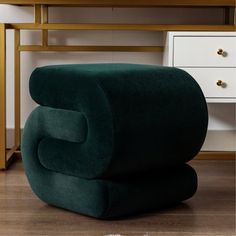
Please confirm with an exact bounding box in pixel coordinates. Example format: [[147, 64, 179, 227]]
[[22, 63, 208, 219]]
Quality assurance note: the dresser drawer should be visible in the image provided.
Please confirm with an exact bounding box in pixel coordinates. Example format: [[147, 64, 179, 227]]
[[174, 37, 236, 67], [181, 68, 236, 98]]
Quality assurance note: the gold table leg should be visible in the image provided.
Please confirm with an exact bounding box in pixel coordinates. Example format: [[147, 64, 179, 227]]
[[0, 24, 6, 169], [14, 30, 21, 148]]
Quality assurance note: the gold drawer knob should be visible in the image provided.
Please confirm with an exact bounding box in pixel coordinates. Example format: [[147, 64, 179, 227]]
[[216, 80, 223, 86], [217, 48, 224, 56]]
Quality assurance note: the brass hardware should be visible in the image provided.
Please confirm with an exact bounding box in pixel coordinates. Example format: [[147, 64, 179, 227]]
[[217, 48, 224, 55], [216, 80, 223, 86]]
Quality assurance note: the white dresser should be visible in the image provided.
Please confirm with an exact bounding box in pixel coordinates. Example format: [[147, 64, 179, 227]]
[[163, 32, 236, 103]]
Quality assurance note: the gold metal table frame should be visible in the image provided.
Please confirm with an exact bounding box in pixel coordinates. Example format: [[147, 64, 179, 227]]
[[0, 1, 236, 169]]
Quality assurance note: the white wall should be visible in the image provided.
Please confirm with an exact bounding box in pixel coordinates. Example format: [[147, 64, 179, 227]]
[[0, 4, 235, 150]]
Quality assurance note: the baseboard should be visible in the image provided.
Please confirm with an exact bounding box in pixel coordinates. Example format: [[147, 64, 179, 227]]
[[195, 151, 235, 160], [12, 151, 236, 161]]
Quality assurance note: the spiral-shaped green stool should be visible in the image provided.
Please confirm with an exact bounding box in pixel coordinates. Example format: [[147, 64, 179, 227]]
[[22, 63, 208, 219]]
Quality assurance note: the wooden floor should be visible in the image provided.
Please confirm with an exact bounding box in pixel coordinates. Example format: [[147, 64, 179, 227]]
[[0, 159, 235, 236]]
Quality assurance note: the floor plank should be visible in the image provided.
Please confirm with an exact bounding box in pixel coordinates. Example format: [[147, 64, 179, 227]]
[[0, 159, 235, 236]]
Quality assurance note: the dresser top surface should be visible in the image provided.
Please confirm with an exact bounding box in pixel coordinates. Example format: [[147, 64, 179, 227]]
[[0, 0, 235, 6]]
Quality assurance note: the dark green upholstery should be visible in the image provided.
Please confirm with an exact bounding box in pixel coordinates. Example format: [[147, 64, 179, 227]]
[[22, 63, 208, 219]]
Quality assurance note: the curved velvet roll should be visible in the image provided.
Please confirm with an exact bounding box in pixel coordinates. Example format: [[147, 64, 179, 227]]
[[22, 108, 197, 218], [27, 63, 208, 179]]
